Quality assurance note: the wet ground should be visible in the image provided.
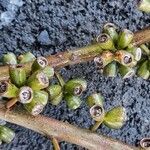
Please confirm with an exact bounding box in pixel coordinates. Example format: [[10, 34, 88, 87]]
[[0, 0, 150, 149]]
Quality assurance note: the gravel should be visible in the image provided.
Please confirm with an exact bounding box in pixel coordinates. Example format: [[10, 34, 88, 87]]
[[0, 0, 150, 149]]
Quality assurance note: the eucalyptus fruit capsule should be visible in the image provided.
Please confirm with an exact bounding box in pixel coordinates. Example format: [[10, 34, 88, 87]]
[[137, 60, 150, 79], [103, 106, 127, 129], [0, 125, 15, 143], [96, 33, 115, 50], [18, 52, 36, 64], [115, 50, 134, 67], [65, 94, 81, 110], [18, 86, 33, 104], [27, 71, 49, 90], [0, 81, 18, 98], [117, 29, 134, 49], [90, 104, 105, 122], [43, 66, 54, 79], [64, 79, 87, 96], [87, 93, 104, 107], [103, 23, 119, 43], [103, 61, 117, 77], [127, 47, 142, 61], [137, 0, 150, 13], [47, 84, 63, 105], [2, 53, 17, 65], [94, 51, 114, 71], [9, 64, 27, 88], [140, 44, 150, 55], [32, 57, 48, 72], [140, 138, 150, 150], [24, 91, 48, 116], [119, 65, 135, 79]]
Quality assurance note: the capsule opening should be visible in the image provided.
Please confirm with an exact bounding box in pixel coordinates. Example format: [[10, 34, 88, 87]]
[[98, 34, 109, 43], [38, 72, 49, 85], [0, 81, 7, 94], [74, 86, 82, 96], [140, 138, 150, 149], [123, 55, 132, 64], [37, 57, 48, 68], [94, 57, 104, 69], [19, 87, 33, 103], [90, 105, 104, 121]]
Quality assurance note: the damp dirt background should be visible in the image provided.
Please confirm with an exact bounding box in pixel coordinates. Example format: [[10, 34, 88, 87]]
[[0, 0, 150, 149]]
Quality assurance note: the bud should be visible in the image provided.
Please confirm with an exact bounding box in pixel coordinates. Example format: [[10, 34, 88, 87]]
[[64, 79, 87, 96], [103, 61, 117, 77], [103, 106, 127, 129], [42, 66, 54, 79], [0, 125, 15, 143], [27, 71, 49, 90], [90, 104, 105, 122], [103, 23, 119, 43], [0, 81, 18, 98], [137, 60, 150, 79], [18, 52, 36, 64], [32, 57, 48, 72], [96, 33, 115, 50], [47, 84, 63, 105], [140, 44, 150, 56], [65, 94, 81, 110], [18, 86, 33, 104], [87, 93, 104, 107], [24, 91, 48, 116], [115, 50, 134, 67], [119, 65, 135, 79], [2, 53, 17, 65], [137, 0, 150, 13], [117, 29, 134, 49], [94, 51, 114, 71], [9, 64, 27, 87]]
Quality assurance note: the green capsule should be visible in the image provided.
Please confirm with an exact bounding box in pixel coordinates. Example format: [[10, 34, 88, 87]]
[[47, 84, 63, 105], [65, 94, 81, 110], [24, 91, 48, 116], [2, 53, 17, 65], [138, 0, 150, 13], [117, 29, 134, 49], [103, 106, 127, 129], [96, 33, 115, 50], [94, 51, 114, 71], [32, 57, 48, 73], [18, 86, 33, 104], [0, 125, 15, 143], [9, 64, 27, 88], [42, 66, 54, 79], [64, 78, 87, 96], [127, 47, 142, 61], [27, 71, 49, 90], [140, 44, 150, 56], [103, 61, 117, 77], [119, 65, 135, 79], [137, 60, 150, 79], [103, 23, 119, 43], [0, 81, 18, 98], [115, 50, 134, 67], [87, 93, 104, 107], [18, 52, 36, 64], [90, 104, 105, 122], [140, 138, 150, 150]]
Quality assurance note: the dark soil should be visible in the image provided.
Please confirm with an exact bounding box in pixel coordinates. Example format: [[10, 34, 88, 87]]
[[0, 0, 150, 149]]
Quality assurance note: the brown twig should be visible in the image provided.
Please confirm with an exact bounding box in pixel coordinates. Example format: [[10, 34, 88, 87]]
[[0, 27, 150, 81], [0, 102, 139, 150]]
